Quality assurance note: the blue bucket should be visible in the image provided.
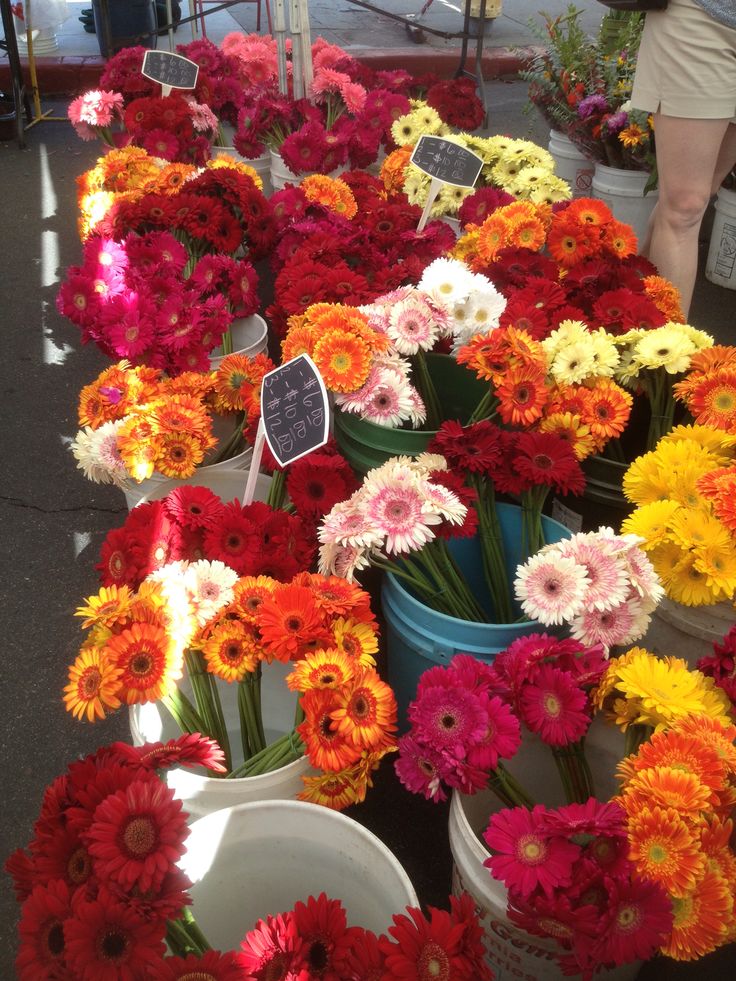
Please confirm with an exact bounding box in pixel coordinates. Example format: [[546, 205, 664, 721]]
[[382, 502, 571, 727]]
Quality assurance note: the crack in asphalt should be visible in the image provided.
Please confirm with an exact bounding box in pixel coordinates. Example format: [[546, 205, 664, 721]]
[[0, 495, 124, 515]]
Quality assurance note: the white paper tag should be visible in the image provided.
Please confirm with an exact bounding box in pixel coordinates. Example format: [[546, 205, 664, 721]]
[[551, 499, 583, 534]]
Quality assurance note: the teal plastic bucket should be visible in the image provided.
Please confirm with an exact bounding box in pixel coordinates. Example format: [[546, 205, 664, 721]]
[[382, 503, 571, 726], [334, 353, 487, 475]]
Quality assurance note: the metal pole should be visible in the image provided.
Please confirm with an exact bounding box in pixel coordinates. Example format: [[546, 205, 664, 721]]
[[166, 0, 175, 49], [289, 0, 303, 100]]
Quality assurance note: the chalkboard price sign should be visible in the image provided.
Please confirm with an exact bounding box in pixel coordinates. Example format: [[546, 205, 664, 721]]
[[410, 135, 483, 189], [260, 354, 329, 467], [142, 50, 199, 92]]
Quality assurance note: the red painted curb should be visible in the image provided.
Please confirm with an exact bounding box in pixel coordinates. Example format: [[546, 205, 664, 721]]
[[0, 44, 541, 98]]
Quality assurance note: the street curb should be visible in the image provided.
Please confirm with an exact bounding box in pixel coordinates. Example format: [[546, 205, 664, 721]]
[[0, 44, 541, 99]]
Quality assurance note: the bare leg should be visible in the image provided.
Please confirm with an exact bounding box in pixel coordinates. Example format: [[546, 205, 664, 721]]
[[711, 122, 736, 195], [647, 113, 732, 317]]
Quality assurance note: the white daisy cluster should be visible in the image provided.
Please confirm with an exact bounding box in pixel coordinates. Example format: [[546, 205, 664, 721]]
[[514, 528, 664, 649], [147, 559, 238, 631], [71, 419, 130, 488], [318, 454, 466, 580]]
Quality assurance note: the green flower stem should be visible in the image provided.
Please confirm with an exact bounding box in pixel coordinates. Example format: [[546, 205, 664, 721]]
[[419, 543, 479, 622], [238, 669, 266, 757], [204, 670, 231, 773], [603, 437, 627, 463], [221, 329, 234, 357], [471, 476, 513, 623], [180, 908, 212, 952], [294, 699, 305, 729], [432, 539, 489, 622], [369, 557, 459, 619], [266, 469, 287, 509], [552, 742, 594, 805], [468, 388, 499, 424], [166, 920, 198, 957], [488, 763, 536, 809], [520, 487, 548, 563], [412, 350, 443, 431], [207, 413, 246, 466], [624, 723, 653, 758], [227, 730, 305, 778], [161, 687, 207, 736], [184, 650, 231, 773], [237, 682, 254, 762]]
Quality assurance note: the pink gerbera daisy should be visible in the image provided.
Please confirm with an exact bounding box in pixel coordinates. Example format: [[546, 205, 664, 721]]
[[394, 734, 448, 802], [362, 473, 441, 554], [408, 686, 488, 758], [85, 779, 188, 894], [570, 598, 638, 648], [515, 552, 588, 625], [558, 539, 629, 611], [483, 804, 580, 899], [163, 486, 225, 531], [519, 665, 591, 746], [387, 297, 437, 355], [466, 694, 522, 770]]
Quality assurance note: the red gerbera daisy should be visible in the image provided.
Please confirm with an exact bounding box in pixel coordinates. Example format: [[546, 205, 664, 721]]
[[589, 877, 673, 965], [111, 733, 227, 773], [340, 926, 385, 981], [514, 432, 585, 496], [63, 887, 167, 980], [428, 419, 503, 474], [203, 502, 261, 576], [448, 891, 494, 981], [239, 910, 306, 980], [85, 778, 189, 893], [291, 892, 353, 980], [15, 879, 72, 981], [152, 949, 249, 980], [163, 485, 225, 531], [287, 453, 359, 520], [379, 905, 466, 981]]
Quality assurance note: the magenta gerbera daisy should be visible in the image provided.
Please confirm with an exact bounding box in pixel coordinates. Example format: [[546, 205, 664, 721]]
[[466, 693, 522, 771], [589, 877, 673, 965], [85, 778, 188, 894], [394, 734, 449, 802], [64, 887, 167, 980], [538, 797, 627, 839], [408, 686, 488, 758], [519, 664, 591, 746], [483, 804, 580, 899]]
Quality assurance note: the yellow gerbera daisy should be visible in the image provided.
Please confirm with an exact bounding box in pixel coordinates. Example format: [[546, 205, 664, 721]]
[[286, 647, 356, 692], [75, 585, 134, 630], [621, 500, 680, 550], [332, 617, 379, 666], [64, 646, 122, 722]]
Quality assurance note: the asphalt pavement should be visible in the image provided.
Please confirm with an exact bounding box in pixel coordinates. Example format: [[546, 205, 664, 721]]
[[0, 72, 734, 979]]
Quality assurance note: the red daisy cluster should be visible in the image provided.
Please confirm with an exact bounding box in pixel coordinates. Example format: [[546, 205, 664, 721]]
[[483, 797, 673, 979], [57, 230, 259, 374], [697, 624, 736, 704], [239, 890, 492, 981], [122, 93, 213, 165], [6, 738, 223, 980], [395, 653, 522, 802]]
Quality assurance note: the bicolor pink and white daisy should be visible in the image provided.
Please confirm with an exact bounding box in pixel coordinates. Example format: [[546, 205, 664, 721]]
[[514, 552, 589, 625], [71, 421, 130, 488]]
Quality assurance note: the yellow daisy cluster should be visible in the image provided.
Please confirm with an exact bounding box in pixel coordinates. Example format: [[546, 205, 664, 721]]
[[622, 427, 736, 605], [593, 646, 732, 732], [613, 324, 713, 387]]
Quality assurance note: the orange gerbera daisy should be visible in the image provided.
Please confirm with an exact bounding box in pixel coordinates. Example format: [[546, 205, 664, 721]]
[[154, 431, 207, 479], [257, 583, 331, 662], [286, 648, 356, 692], [282, 325, 318, 362], [64, 647, 122, 721], [547, 384, 592, 417], [104, 621, 179, 704], [294, 573, 373, 622], [168, 371, 214, 401], [581, 380, 633, 442], [627, 805, 705, 897], [117, 417, 158, 482], [538, 412, 598, 459], [507, 216, 546, 252], [152, 394, 209, 435], [75, 585, 135, 631], [330, 669, 397, 751], [298, 769, 361, 810], [688, 345, 736, 376], [671, 716, 736, 775], [312, 330, 372, 393], [332, 617, 379, 665], [661, 868, 732, 960], [301, 174, 358, 219], [452, 227, 481, 266], [495, 364, 549, 427], [564, 198, 612, 226], [456, 331, 506, 381], [699, 814, 736, 887], [703, 471, 736, 534], [154, 162, 196, 195], [202, 621, 259, 683], [232, 575, 277, 622], [476, 213, 509, 262], [546, 219, 598, 267], [603, 219, 638, 260], [686, 369, 736, 429], [643, 275, 685, 323], [298, 687, 362, 772], [618, 729, 727, 803], [380, 146, 413, 193], [621, 766, 712, 816], [214, 352, 275, 412]]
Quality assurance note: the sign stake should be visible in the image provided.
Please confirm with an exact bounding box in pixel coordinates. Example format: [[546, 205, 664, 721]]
[[243, 419, 266, 507], [417, 176, 442, 233]]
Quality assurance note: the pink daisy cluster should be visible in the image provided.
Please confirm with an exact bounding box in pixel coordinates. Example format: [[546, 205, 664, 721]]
[[484, 798, 672, 979], [318, 455, 468, 580], [515, 529, 663, 648], [56, 232, 259, 374], [395, 654, 522, 802], [5, 737, 225, 980], [489, 633, 608, 747], [67, 89, 124, 142], [240, 890, 492, 981]]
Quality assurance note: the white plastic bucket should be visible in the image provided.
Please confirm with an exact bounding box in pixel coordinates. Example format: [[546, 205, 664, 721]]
[[181, 799, 419, 947], [130, 659, 314, 818], [592, 163, 658, 252], [449, 721, 629, 980], [705, 187, 736, 289], [547, 129, 594, 198], [639, 595, 735, 668], [269, 149, 344, 191], [439, 215, 462, 237], [208, 314, 269, 370], [121, 448, 263, 510]]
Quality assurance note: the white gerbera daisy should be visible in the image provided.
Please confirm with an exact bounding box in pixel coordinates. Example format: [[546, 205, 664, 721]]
[[71, 420, 130, 487], [549, 341, 597, 385], [515, 551, 589, 625], [185, 559, 238, 626], [419, 257, 477, 309], [633, 327, 697, 374]]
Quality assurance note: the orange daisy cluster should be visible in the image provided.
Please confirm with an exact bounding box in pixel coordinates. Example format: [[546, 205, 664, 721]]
[[546, 198, 638, 268], [282, 302, 389, 394], [211, 350, 276, 421], [78, 361, 161, 429], [193, 571, 396, 809], [673, 345, 736, 431], [64, 582, 186, 722], [697, 463, 736, 536], [541, 379, 633, 460], [301, 174, 358, 219], [472, 200, 550, 266], [76, 146, 163, 239], [617, 718, 736, 959], [380, 146, 413, 194], [642, 275, 686, 324], [207, 154, 263, 193]]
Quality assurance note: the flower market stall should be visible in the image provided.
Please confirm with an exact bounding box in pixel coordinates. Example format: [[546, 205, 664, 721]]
[[4, 16, 736, 981]]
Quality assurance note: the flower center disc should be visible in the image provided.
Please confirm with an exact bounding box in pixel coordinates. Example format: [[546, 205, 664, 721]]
[[122, 815, 158, 856], [418, 940, 450, 980]]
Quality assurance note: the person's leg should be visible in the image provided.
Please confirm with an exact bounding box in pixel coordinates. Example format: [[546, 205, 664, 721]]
[[711, 122, 736, 195], [647, 113, 731, 316]]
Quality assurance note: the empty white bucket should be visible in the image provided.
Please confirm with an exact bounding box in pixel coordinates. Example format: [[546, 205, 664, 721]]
[[592, 163, 658, 252], [548, 129, 594, 198], [705, 187, 736, 290]]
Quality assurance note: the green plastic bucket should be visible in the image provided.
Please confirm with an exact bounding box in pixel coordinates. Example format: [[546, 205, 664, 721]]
[[382, 503, 571, 726], [334, 353, 487, 474]]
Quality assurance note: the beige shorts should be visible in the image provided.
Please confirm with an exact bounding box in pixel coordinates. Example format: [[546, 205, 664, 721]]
[[631, 0, 736, 120]]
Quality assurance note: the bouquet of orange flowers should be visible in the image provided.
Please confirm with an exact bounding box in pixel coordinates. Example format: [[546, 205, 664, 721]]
[[70, 355, 273, 488], [65, 567, 396, 809]]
